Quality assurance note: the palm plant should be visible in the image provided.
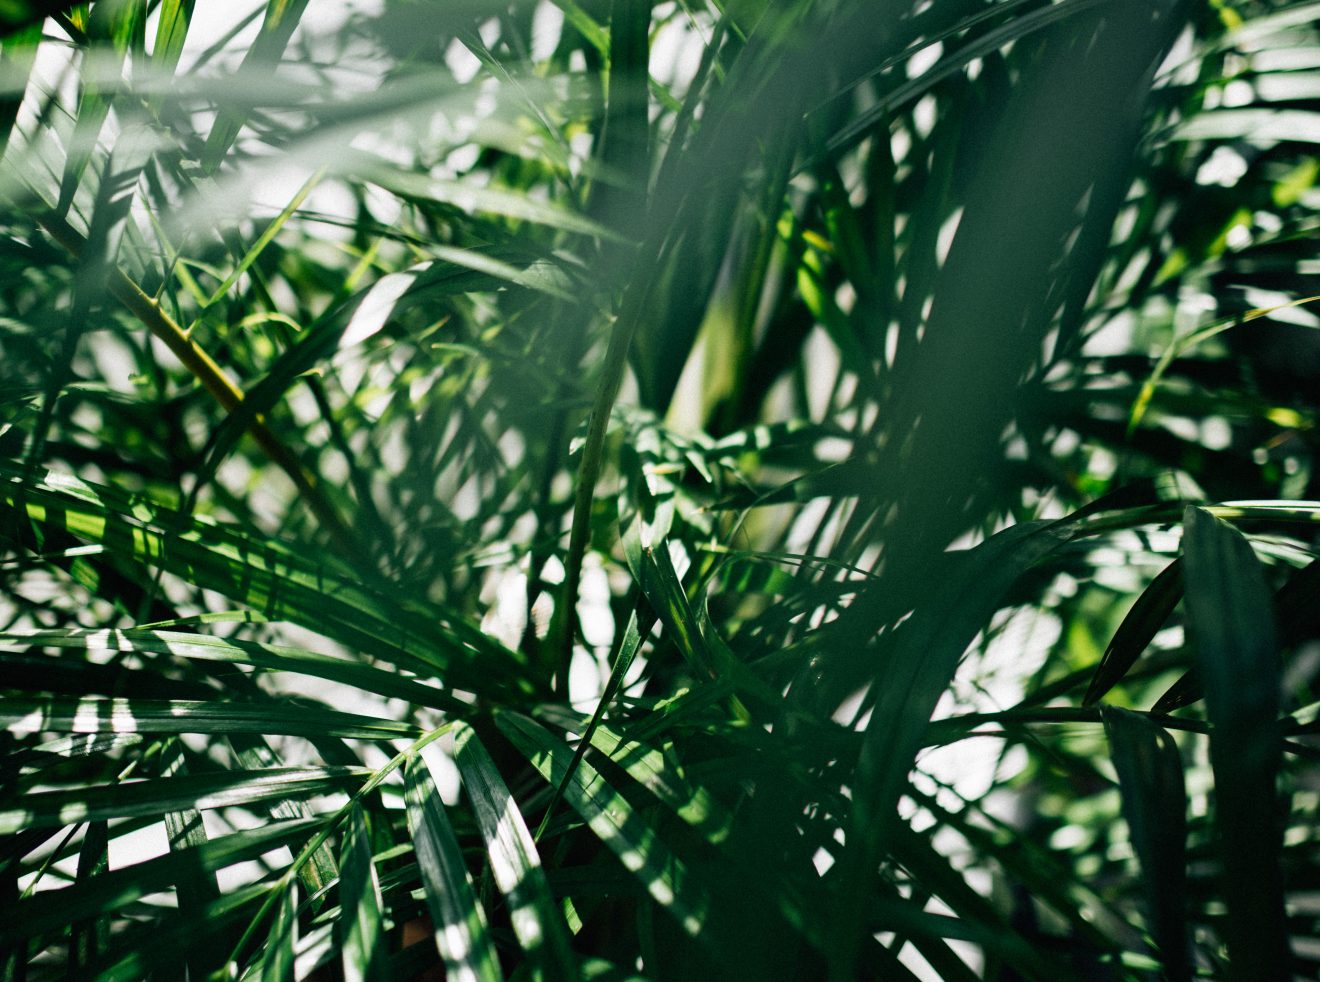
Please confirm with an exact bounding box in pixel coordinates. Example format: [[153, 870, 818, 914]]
[[2, 0, 1320, 978]]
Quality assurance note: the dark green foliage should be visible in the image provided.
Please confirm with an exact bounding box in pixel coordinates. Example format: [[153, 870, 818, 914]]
[[2, 1, 1320, 978], [1103, 707, 1190, 982]]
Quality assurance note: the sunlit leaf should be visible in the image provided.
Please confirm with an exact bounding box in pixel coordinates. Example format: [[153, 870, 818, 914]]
[[1084, 559, 1184, 706], [338, 805, 386, 982], [496, 711, 711, 938], [404, 753, 502, 982], [452, 722, 576, 979]]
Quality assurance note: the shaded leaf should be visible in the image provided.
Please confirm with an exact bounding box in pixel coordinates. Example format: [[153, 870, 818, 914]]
[[159, 738, 223, 977], [260, 880, 299, 982], [0, 629, 465, 713], [0, 694, 422, 740], [1152, 669, 1202, 716], [1084, 558, 1184, 706], [0, 766, 367, 833], [1182, 505, 1288, 978], [57, 0, 143, 211], [1102, 707, 1191, 982], [0, 467, 528, 696], [0, 817, 322, 946], [202, 0, 311, 171]]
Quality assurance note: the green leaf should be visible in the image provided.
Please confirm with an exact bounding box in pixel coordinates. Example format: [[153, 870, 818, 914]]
[[259, 880, 299, 982], [535, 611, 644, 837], [201, 167, 323, 309], [202, 0, 311, 171], [366, 166, 620, 241], [56, 0, 144, 211], [11, 732, 142, 770], [1102, 708, 1191, 982], [832, 520, 1068, 970], [427, 244, 577, 302], [0, 1, 75, 34], [1181, 505, 1289, 978], [0, 694, 422, 740], [0, 629, 464, 713], [549, 0, 608, 55], [495, 710, 710, 938], [1084, 558, 1184, 706], [1154, 554, 1320, 714], [628, 537, 713, 681], [1151, 668, 1201, 715], [332, 254, 572, 354], [820, 0, 1109, 163], [230, 736, 340, 904], [535, 706, 735, 846], [0, 467, 528, 695], [0, 817, 322, 946], [159, 738, 224, 977], [68, 818, 109, 974], [152, 0, 194, 70], [851, 521, 1068, 846], [452, 722, 576, 980], [891, 827, 1065, 980], [404, 753, 503, 982], [0, 22, 40, 158], [5, 0, 1320, 977], [0, 767, 367, 833], [95, 882, 271, 981], [338, 805, 386, 982]]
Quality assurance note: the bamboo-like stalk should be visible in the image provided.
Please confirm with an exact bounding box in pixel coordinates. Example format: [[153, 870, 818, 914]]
[[37, 210, 352, 546]]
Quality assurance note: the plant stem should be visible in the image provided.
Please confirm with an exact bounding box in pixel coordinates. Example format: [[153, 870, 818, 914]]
[[551, 292, 644, 696], [35, 210, 353, 549]]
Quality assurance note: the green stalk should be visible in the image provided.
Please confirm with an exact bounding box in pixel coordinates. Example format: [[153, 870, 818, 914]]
[[550, 0, 653, 694], [35, 210, 354, 549], [551, 279, 650, 695]]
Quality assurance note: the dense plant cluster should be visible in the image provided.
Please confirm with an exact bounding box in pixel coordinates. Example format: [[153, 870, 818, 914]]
[[2, 0, 1319, 978]]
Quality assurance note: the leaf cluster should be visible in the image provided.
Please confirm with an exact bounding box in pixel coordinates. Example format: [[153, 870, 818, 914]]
[[2, 1, 1320, 979]]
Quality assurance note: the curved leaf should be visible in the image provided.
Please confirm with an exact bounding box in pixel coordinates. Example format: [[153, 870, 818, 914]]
[[1102, 707, 1191, 982], [0, 767, 367, 834], [0, 468, 528, 693], [0, 629, 465, 713], [259, 880, 300, 982], [0, 695, 421, 740], [1182, 506, 1288, 978], [338, 805, 386, 982], [1084, 558, 1183, 706], [0, 817, 322, 947]]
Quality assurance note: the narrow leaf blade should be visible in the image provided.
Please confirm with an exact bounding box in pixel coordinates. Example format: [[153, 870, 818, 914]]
[[1084, 558, 1184, 706], [1102, 707, 1191, 982], [259, 881, 298, 982], [452, 723, 576, 980], [403, 754, 502, 982], [0, 767, 367, 833], [495, 710, 709, 938], [1182, 505, 1289, 977], [338, 805, 385, 982]]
